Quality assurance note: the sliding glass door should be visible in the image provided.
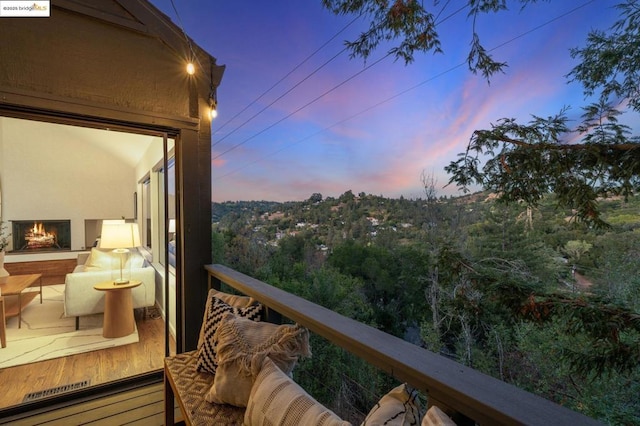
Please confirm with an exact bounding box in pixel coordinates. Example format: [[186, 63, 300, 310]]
[[0, 115, 176, 410]]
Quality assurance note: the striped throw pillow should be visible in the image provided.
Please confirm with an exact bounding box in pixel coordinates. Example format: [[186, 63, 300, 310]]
[[196, 293, 262, 374], [197, 289, 260, 349]]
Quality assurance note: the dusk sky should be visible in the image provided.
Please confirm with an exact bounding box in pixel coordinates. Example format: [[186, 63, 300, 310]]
[[149, 1, 625, 202]]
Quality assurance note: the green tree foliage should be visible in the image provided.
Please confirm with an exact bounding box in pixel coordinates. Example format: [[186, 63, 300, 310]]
[[323, 1, 640, 228], [212, 190, 640, 422], [590, 229, 640, 309], [329, 241, 428, 336], [321, 0, 526, 79], [512, 320, 640, 424], [568, 1, 640, 112], [563, 239, 593, 263], [309, 192, 323, 203], [445, 102, 639, 228], [445, 2, 640, 228]]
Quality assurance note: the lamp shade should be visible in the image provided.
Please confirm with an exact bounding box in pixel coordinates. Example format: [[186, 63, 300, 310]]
[[168, 219, 176, 233], [100, 223, 141, 249]]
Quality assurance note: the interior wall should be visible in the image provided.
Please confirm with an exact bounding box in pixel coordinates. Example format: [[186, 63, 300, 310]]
[[0, 117, 141, 251]]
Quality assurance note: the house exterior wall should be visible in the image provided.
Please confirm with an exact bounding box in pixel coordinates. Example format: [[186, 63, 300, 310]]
[[0, 6, 190, 117], [0, 0, 224, 353]]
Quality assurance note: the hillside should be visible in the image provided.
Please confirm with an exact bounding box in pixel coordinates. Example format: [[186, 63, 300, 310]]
[[211, 190, 640, 424]]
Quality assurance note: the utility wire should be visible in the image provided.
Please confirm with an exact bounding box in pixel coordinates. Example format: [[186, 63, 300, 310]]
[[213, 4, 467, 159], [213, 52, 391, 160], [215, 60, 464, 181], [214, 13, 363, 138], [169, 0, 205, 72], [215, 3, 459, 143], [214, 1, 596, 181], [213, 46, 349, 148]]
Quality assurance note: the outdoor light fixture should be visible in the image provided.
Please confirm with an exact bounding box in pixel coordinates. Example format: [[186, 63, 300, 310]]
[[208, 62, 219, 120], [99, 222, 141, 285], [209, 96, 218, 119], [186, 62, 195, 75]]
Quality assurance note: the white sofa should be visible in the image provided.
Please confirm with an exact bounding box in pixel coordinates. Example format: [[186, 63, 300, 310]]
[[64, 248, 156, 328]]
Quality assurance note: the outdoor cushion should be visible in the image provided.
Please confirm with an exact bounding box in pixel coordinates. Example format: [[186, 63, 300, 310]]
[[361, 383, 422, 426], [196, 290, 262, 374], [197, 289, 261, 348], [244, 356, 350, 426]]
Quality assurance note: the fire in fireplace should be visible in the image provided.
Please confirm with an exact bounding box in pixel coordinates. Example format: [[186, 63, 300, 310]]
[[11, 220, 71, 252]]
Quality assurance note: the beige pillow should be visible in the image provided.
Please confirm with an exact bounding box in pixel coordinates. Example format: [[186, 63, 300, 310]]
[[361, 383, 422, 426], [204, 314, 311, 407], [422, 406, 456, 426], [85, 248, 145, 270], [196, 291, 263, 374], [85, 248, 115, 270], [244, 356, 351, 426]]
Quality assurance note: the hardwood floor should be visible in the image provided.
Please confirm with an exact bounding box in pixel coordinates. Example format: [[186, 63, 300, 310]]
[[0, 308, 173, 411]]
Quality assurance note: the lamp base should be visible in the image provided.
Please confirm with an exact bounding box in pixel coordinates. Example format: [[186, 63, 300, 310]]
[[113, 278, 130, 285]]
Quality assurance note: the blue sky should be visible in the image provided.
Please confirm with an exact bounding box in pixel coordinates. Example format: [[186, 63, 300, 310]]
[[149, 1, 625, 202]]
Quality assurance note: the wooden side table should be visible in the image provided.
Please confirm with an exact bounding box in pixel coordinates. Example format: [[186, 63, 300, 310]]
[[1, 274, 43, 329], [93, 280, 141, 338]]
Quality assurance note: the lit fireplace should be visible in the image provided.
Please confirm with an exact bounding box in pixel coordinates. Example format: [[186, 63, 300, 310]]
[[11, 220, 71, 252], [25, 222, 57, 249]]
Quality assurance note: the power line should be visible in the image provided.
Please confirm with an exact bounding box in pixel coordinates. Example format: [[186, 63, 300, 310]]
[[214, 60, 464, 181], [213, 1, 597, 181], [213, 4, 467, 160], [215, 2, 462, 143], [213, 46, 348, 148], [214, 13, 363, 139], [169, 0, 204, 72], [212, 52, 391, 160]]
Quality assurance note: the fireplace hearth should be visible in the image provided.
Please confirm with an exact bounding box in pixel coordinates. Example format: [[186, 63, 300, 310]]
[[11, 220, 71, 252]]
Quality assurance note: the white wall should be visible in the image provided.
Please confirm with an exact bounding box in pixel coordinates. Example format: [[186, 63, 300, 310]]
[[0, 117, 147, 251]]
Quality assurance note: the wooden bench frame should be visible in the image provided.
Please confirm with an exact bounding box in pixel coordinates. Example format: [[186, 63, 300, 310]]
[[164, 264, 602, 425]]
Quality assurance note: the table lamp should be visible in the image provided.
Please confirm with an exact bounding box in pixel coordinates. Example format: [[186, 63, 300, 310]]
[[100, 222, 141, 285]]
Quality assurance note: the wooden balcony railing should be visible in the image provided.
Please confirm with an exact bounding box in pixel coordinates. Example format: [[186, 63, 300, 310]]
[[206, 264, 602, 426]]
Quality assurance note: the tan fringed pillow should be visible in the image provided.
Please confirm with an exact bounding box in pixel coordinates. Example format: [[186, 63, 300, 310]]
[[204, 313, 311, 407], [244, 357, 351, 426], [361, 383, 422, 426], [196, 290, 263, 374]]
